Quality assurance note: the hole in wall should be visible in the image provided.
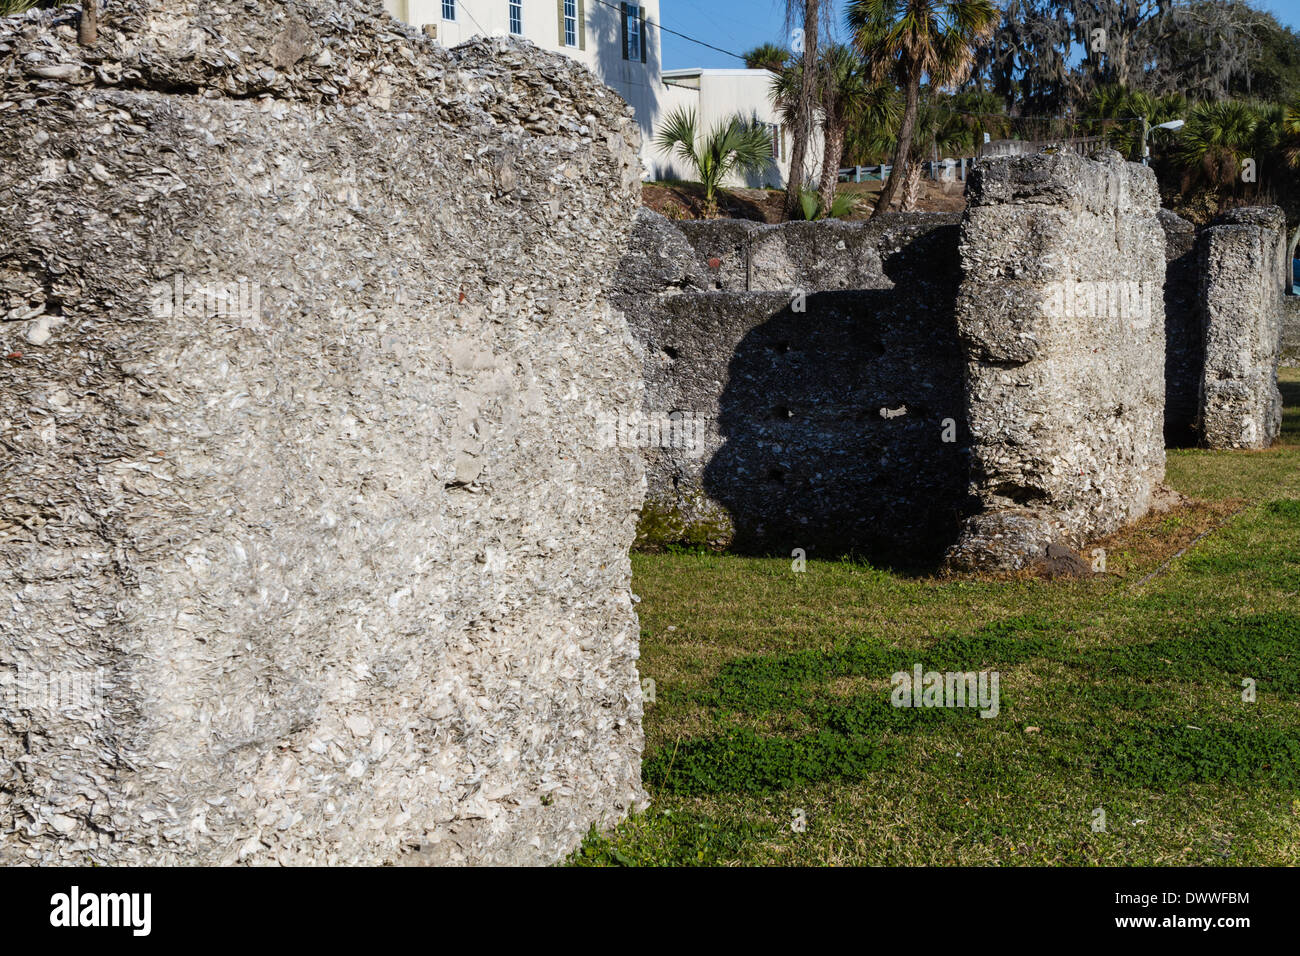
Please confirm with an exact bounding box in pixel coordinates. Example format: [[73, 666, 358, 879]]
[[991, 482, 1048, 505], [765, 467, 786, 483], [662, 345, 678, 360], [772, 405, 793, 420]]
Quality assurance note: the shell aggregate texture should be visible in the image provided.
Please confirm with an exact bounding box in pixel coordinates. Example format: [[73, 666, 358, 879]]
[[0, 0, 648, 865]]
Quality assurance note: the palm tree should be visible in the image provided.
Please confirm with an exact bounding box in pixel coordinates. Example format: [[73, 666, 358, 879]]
[[78, 0, 96, 45], [1083, 85, 1186, 163], [743, 43, 790, 72], [1284, 101, 1300, 268], [782, 0, 823, 221], [817, 46, 897, 214], [1174, 100, 1265, 197], [856, 92, 975, 210], [848, 0, 997, 220], [1282, 100, 1300, 170], [654, 108, 774, 218], [772, 46, 897, 217]]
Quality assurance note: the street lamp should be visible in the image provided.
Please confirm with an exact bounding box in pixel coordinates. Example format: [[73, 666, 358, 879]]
[[1142, 118, 1185, 165]]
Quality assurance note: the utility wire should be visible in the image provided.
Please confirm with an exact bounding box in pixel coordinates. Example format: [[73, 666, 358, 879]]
[[678, 0, 748, 52], [456, 0, 491, 38], [586, 0, 748, 62]]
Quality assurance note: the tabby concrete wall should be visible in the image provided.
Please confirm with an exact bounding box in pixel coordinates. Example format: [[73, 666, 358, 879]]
[[0, 0, 646, 865], [1196, 207, 1288, 449], [1283, 296, 1300, 367], [613, 210, 968, 562], [619, 192, 1284, 568], [945, 151, 1167, 572]]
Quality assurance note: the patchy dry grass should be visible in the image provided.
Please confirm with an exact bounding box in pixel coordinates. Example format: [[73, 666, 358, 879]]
[[569, 368, 1300, 866]]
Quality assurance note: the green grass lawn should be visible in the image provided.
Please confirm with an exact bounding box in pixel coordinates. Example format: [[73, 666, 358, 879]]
[[570, 368, 1300, 866]]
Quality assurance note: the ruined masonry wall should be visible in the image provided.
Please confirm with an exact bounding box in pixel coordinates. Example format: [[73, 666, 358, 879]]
[[1197, 207, 1288, 449], [941, 151, 1167, 572], [1283, 296, 1300, 368], [619, 193, 1283, 565], [614, 210, 967, 561], [0, 0, 646, 865]]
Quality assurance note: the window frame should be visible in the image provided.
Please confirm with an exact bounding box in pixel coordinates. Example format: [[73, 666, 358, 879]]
[[621, 4, 646, 63], [509, 0, 523, 35], [442, 0, 457, 22], [563, 0, 578, 47], [625, 4, 641, 61]]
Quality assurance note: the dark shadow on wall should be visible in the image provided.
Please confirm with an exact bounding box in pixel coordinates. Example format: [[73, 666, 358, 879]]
[[698, 231, 971, 571], [1279, 373, 1300, 444], [1161, 213, 1203, 447]]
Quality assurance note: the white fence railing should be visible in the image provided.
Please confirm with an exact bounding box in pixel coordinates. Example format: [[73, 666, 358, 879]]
[[838, 158, 971, 184]]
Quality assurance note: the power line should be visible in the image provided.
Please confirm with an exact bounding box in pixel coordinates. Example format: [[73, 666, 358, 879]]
[[586, 0, 748, 62], [678, 0, 748, 52], [456, 0, 490, 37], [442, 0, 745, 63]]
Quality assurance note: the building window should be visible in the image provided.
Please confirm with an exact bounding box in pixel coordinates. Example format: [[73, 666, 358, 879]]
[[622, 3, 644, 61], [564, 0, 577, 47], [442, 0, 456, 21], [509, 0, 522, 35], [768, 124, 782, 161]]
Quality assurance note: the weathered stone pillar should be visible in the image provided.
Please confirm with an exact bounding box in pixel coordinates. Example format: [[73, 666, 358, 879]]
[[1196, 207, 1288, 449], [0, 0, 646, 865], [1282, 297, 1300, 368], [946, 151, 1166, 572]]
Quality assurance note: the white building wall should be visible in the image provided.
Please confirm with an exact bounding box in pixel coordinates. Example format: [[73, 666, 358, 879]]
[[384, 0, 666, 177], [656, 69, 824, 189], [382, 3, 820, 190]]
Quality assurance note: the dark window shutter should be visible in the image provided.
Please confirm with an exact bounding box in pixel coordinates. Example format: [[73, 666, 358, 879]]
[[640, 6, 647, 63], [621, 3, 629, 60]]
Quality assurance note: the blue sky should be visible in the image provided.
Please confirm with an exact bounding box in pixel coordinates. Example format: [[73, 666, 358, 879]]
[[659, 0, 1300, 71]]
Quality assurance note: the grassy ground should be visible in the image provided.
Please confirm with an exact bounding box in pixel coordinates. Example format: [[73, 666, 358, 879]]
[[570, 368, 1300, 866]]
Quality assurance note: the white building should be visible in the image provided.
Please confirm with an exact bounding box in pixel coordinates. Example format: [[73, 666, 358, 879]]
[[658, 67, 822, 189], [384, 0, 665, 175], [383, 1, 813, 188]]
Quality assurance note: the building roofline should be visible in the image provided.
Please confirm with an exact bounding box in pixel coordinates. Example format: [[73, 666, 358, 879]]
[[661, 68, 775, 78]]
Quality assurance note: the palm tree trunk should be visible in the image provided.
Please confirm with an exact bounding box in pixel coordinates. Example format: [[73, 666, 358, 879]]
[[78, 0, 98, 46], [782, 0, 819, 221], [871, 71, 919, 220], [784, 116, 809, 219], [900, 163, 923, 210], [817, 116, 845, 216]]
